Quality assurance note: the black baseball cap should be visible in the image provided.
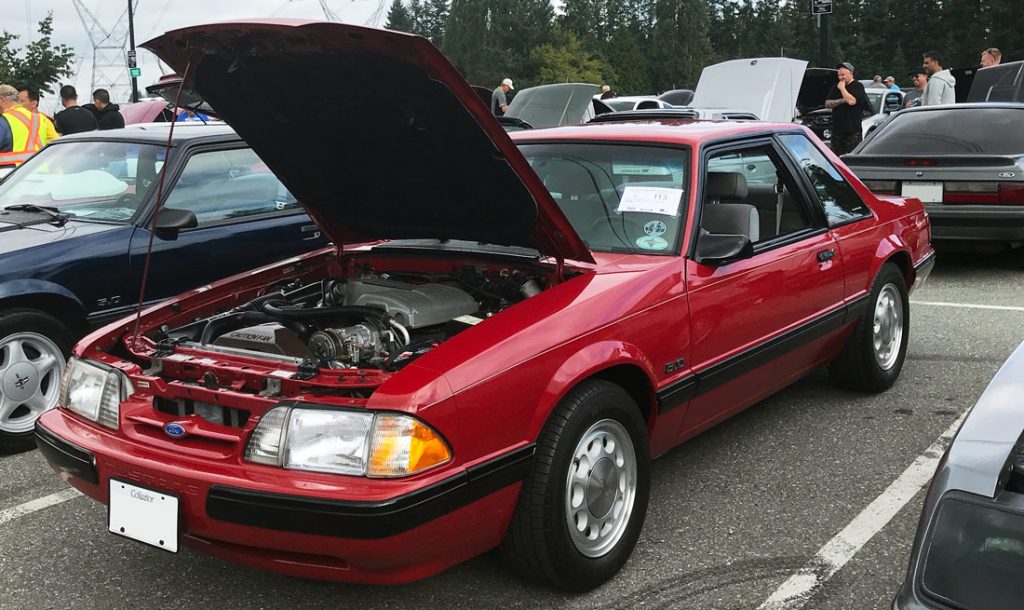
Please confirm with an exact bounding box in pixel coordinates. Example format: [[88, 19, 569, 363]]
[[910, 67, 927, 76], [836, 62, 855, 72]]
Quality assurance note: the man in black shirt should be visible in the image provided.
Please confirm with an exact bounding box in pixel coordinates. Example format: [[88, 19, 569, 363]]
[[53, 85, 99, 135], [825, 62, 872, 156]]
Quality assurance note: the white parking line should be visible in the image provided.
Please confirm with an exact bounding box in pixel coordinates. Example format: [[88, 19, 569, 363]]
[[912, 300, 1024, 313], [0, 488, 81, 528], [756, 410, 969, 610]]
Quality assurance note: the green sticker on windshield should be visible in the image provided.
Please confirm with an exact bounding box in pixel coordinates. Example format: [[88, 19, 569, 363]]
[[635, 235, 669, 251]]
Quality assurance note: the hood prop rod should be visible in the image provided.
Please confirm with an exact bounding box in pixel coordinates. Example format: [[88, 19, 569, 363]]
[[129, 53, 194, 351]]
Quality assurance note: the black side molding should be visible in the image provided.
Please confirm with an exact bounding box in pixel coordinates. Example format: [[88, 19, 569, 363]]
[[206, 444, 536, 539], [657, 296, 870, 414], [35, 422, 99, 485]]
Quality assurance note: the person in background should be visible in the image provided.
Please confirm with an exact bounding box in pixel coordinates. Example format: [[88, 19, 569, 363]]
[[869, 75, 886, 89], [0, 83, 44, 169], [54, 85, 99, 135], [981, 47, 1001, 68], [825, 62, 872, 156], [17, 86, 58, 145], [922, 51, 956, 105], [903, 68, 927, 109], [884, 76, 900, 91], [177, 108, 210, 122], [491, 78, 513, 116], [600, 84, 617, 100], [83, 88, 125, 130]]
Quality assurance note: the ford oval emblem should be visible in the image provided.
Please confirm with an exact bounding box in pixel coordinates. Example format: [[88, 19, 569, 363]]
[[164, 423, 187, 439], [999, 172, 1016, 178]]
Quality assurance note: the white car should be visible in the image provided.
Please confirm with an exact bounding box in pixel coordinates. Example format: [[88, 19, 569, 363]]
[[600, 96, 675, 112]]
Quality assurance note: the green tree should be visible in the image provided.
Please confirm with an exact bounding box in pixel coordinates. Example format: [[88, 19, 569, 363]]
[[385, 0, 415, 32], [650, 0, 712, 91], [532, 33, 607, 84], [606, 26, 651, 94], [0, 13, 74, 95], [418, 0, 450, 45]]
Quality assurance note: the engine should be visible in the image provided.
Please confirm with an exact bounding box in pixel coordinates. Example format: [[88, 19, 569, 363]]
[[164, 268, 544, 371]]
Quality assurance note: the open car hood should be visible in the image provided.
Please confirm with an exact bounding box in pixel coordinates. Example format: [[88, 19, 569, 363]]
[[797, 68, 838, 114], [145, 75, 219, 118], [503, 83, 612, 129], [691, 58, 808, 123], [143, 20, 593, 264], [967, 61, 1024, 103]]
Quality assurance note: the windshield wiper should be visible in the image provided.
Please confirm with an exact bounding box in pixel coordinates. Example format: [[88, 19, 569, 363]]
[[3, 204, 72, 225]]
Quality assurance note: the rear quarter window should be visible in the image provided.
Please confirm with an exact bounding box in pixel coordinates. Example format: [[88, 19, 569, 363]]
[[859, 108, 1024, 155]]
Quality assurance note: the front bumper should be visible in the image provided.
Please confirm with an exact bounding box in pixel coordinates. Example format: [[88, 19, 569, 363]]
[[911, 251, 937, 294], [925, 203, 1024, 243], [35, 409, 531, 583]]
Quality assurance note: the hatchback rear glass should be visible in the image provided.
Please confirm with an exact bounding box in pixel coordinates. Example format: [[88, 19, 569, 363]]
[[858, 108, 1024, 155]]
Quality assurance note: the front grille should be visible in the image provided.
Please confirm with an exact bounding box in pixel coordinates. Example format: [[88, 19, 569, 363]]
[[154, 396, 250, 429]]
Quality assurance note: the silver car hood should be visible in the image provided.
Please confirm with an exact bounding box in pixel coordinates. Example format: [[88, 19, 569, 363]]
[[690, 58, 808, 123]]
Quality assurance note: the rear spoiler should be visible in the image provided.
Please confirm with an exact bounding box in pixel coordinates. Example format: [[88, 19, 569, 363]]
[[842, 154, 1019, 168]]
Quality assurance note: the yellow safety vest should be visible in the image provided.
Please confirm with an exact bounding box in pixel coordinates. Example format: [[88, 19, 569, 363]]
[[0, 106, 43, 167]]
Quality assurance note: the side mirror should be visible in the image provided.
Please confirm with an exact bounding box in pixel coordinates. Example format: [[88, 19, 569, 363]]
[[884, 95, 902, 113], [695, 233, 755, 266], [153, 207, 198, 241]]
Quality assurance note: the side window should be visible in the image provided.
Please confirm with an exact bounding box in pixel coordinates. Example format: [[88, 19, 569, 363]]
[[779, 134, 870, 226], [703, 145, 812, 245], [162, 148, 298, 227]]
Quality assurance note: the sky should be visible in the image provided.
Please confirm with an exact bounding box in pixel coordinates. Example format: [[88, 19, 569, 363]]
[[1, 0, 386, 113]]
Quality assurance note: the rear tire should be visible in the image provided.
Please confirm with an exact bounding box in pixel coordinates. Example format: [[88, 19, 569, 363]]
[[500, 380, 650, 592], [0, 309, 72, 454], [828, 263, 909, 392]]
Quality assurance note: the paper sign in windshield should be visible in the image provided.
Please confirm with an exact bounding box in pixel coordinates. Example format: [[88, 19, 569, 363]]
[[617, 187, 683, 216]]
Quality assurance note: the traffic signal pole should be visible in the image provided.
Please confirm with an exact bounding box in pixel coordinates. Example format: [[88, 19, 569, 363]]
[[128, 0, 139, 103]]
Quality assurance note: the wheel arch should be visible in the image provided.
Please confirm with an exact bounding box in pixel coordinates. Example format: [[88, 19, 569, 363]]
[[532, 341, 660, 440], [0, 280, 88, 336]]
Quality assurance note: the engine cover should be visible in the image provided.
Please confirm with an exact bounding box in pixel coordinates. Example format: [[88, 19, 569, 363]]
[[339, 278, 477, 329], [212, 323, 307, 358]]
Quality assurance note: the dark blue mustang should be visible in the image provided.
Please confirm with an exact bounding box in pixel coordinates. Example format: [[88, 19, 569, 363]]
[[0, 123, 326, 450]]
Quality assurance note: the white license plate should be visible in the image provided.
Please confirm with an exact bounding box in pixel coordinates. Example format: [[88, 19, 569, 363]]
[[901, 181, 944, 203], [108, 479, 179, 553]]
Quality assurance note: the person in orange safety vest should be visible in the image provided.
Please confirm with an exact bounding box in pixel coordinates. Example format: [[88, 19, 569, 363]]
[[0, 83, 45, 169], [18, 85, 59, 144]]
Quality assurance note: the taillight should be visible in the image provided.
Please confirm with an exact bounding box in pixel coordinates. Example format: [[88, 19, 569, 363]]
[[943, 182, 1024, 205], [862, 180, 896, 194], [905, 159, 936, 167], [999, 182, 1024, 204]]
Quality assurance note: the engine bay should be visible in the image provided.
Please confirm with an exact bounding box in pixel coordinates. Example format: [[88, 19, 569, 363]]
[[158, 264, 548, 372]]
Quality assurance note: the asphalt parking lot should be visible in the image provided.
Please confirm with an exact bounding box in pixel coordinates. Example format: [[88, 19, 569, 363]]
[[2, 250, 1022, 610]]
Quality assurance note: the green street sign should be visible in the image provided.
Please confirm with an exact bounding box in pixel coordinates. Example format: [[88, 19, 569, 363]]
[[129, 67, 141, 78]]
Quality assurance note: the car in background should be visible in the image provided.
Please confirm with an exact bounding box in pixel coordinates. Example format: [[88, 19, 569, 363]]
[[844, 103, 1024, 250], [893, 338, 1024, 610], [600, 96, 675, 112], [968, 60, 1024, 103], [499, 83, 612, 130], [799, 88, 904, 142], [120, 100, 176, 124], [37, 19, 934, 592], [0, 123, 326, 451], [657, 88, 695, 106]]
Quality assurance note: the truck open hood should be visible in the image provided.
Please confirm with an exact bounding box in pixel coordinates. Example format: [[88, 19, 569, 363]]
[[691, 58, 809, 123], [143, 20, 593, 264]]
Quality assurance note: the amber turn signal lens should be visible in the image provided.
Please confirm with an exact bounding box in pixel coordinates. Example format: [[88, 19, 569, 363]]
[[368, 414, 452, 477]]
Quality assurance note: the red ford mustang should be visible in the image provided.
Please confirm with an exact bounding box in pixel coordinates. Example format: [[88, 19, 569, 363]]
[[35, 21, 935, 591]]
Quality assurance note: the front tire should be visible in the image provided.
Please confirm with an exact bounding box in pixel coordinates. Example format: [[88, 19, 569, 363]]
[[828, 263, 909, 392], [501, 380, 651, 592], [0, 309, 72, 454]]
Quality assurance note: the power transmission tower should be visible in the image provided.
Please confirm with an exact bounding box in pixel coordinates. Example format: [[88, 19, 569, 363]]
[[72, 0, 139, 104], [318, 0, 389, 26]]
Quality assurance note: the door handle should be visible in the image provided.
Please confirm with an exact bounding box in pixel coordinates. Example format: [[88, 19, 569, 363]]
[[301, 224, 321, 240], [816, 249, 835, 263]]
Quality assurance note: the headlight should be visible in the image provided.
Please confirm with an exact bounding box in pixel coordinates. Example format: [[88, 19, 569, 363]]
[[59, 357, 135, 430], [244, 404, 452, 478]]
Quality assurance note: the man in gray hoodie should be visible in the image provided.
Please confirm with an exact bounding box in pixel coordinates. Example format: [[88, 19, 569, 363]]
[[922, 51, 956, 105]]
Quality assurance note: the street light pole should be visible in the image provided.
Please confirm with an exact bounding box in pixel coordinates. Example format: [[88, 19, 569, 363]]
[[127, 0, 139, 103], [820, 12, 829, 67]]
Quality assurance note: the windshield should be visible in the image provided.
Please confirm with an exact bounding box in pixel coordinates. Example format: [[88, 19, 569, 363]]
[[0, 141, 166, 222], [858, 108, 1024, 155], [518, 143, 689, 255], [865, 92, 884, 114], [605, 100, 637, 112]]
